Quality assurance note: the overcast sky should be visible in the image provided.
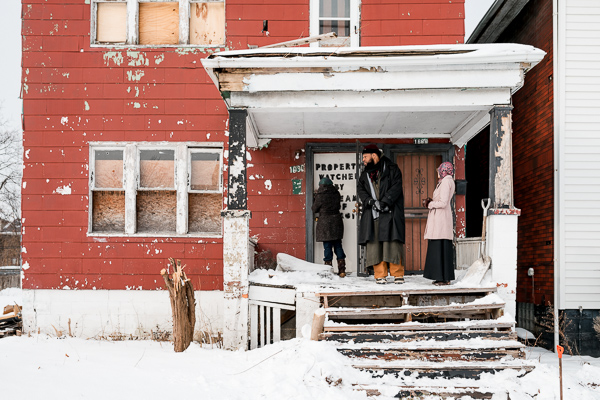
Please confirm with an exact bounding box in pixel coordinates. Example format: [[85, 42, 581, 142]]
[[0, 0, 495, 131]]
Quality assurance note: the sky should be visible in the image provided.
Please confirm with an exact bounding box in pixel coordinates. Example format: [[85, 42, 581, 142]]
[[0, 0, 495, 132]]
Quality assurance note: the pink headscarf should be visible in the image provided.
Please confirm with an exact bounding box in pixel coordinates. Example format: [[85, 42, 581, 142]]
[[438, 162, 454, 181]]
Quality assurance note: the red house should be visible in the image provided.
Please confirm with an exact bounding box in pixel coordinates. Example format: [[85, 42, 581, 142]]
[[21, 0, 543, 349]]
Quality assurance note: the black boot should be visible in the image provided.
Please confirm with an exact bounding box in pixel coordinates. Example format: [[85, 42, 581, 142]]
[[337, 259, 346, 278], [324, 260, 333, 266]]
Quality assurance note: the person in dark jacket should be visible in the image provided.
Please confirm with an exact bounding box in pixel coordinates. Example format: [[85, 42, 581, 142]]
[[357, 144, 406, 284], [312, 177, 347, 277]]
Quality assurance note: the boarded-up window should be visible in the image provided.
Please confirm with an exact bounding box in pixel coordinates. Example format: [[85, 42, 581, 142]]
[[139, 149, 175, 188], [90, 144, 222, 235], [96, 2, 127, 43], [139, 2, 180, 45], [92, 150, 125, 233], [190, 151, 221, 191], [190, 2, 225, 46], [136, 191, 177, 233], [95, 150, 124, 188], [188, 193, 222, 233], [93, 191, 126, 232]]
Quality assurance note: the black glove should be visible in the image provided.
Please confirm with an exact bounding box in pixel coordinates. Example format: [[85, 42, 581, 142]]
[[365, 198, 375, 208], [422, 197, 432, 208], [374, 200, 389, 213]]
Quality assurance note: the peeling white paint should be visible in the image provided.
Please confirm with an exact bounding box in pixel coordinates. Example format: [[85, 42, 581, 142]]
[[22, 182, 26, 189], [25, 149, 30, 159], [54, 185, 72, 195], [103, 52, 124, 67], [126, 51, 149, 67], [84, 101, 90, 111], [21, 247, 27, 254], [264, 180, 272, 190], [22, 262, 30, 271], [126, 70, 145, 82], [154, 54, 165, 65], [60, 117, 68, 125], [263, 218, 268, 225]]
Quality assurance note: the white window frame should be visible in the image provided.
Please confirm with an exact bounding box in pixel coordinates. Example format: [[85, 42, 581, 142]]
[[309, 0, 360, 47], [90, 0, 226, 47], [88, 142, 223, 237]]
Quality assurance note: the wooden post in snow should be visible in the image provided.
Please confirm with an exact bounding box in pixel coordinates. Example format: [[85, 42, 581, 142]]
[[161, 258, 196, 352], [310, 308, 326, 341]]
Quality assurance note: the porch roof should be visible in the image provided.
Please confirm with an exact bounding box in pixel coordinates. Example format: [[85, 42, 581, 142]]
[[201, 44, 545, 147]]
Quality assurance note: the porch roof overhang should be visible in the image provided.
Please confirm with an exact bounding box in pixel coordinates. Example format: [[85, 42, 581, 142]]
[[201, 44, 545, 147]]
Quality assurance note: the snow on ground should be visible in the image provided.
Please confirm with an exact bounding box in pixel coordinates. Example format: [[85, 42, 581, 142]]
[[1, 334, 599, 400], [2, 286, 599, 400]]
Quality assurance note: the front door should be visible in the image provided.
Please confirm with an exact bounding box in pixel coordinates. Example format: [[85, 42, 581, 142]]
[[395, 153, 442, 273]]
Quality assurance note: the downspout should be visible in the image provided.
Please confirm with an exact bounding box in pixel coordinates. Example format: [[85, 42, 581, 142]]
[[552, 0, 560, 351]]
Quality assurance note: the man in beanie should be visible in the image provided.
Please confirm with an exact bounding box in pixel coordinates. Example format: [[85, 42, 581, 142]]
[[357, 144, 406, 284], [312, 177, 347, 277]]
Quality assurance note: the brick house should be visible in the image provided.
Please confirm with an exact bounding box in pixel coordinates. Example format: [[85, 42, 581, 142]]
[[21, 0, 543, 349], [468, 0, 600, 356]]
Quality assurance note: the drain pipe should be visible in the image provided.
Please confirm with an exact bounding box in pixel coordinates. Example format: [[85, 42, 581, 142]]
[[553, 0, 562, 351]]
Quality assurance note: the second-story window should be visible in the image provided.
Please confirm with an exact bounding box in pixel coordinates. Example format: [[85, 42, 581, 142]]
[[310, 0, 360, 47], [91, 0, 225, 46]]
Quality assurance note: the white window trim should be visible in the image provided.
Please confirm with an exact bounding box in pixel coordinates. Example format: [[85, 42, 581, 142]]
[[90, 0, 226, 48], [88, 142, 224, 238], [309, 0, 360, 47]]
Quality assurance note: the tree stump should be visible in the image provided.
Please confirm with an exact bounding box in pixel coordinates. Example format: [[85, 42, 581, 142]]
[[161, 258, 196, 352]]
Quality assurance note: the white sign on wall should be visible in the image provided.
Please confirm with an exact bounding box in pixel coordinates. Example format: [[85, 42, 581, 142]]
[[313, 153, 358, 275]]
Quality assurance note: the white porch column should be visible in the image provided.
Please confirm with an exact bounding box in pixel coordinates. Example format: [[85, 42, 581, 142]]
[[487, 105, 519, 318], [222, 210, 251, 350], [222, 109, 250, 351]]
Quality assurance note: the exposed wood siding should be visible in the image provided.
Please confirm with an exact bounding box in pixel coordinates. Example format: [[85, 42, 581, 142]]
[[561, 1, 600, 309]]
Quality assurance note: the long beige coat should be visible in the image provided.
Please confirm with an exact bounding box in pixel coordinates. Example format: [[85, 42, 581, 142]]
[[424, 175, 455, 240]]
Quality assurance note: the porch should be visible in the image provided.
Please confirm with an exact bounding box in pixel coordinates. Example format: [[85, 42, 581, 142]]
[[201, 43, 545, 351]]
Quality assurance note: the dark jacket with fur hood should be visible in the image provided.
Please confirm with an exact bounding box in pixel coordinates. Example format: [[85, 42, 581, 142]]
[[312, 184, 344, 242]]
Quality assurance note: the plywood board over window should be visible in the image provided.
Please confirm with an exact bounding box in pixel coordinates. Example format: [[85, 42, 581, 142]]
[[139, 2, 180, 45], [190, 2, 225, 45], [188, 193, 222, 233], [139, 149, 175, 188], [93, 191, 126, 232], [137, 191, 177, 232], [96, 2, 127, 43]]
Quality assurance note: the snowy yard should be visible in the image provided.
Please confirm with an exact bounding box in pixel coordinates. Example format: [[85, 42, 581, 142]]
[[2, 289, 600, 400]]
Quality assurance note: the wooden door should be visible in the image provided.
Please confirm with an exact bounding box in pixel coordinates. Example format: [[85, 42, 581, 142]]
[[395, 154, 442, 273]]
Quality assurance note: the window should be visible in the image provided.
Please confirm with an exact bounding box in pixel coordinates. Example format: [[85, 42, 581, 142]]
[[91, 0, 225, 46], [90, 143, 223, 236], [310, 0, 360, 47]]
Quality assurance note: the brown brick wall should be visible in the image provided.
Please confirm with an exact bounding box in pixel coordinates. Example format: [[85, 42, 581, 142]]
[[497, 0, 554, 306]]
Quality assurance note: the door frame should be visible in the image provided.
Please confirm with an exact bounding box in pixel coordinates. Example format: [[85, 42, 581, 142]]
[[384, 143, 454, 274], [305, 142, 455, 267], [305, 143, 358, 263]]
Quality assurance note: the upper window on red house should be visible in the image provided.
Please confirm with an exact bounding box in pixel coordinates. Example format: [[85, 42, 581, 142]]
[[91, 0, 225, 46], [310, 0, 360, 47], [90, 143, 223, 237]]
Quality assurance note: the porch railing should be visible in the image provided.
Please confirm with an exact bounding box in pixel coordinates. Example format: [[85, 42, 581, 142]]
[[248, 284, 296, 350]]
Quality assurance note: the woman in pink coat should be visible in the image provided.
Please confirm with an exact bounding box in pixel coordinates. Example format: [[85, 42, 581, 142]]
[[423, 162, 455, 285]]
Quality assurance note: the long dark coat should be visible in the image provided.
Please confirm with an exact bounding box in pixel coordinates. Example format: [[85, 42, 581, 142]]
[[357, 156, 405, 245], [312, 185, 344, 242]]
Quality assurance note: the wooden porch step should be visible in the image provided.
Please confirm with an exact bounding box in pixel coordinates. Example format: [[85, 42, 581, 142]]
[[337, 342, 525, 362], [325, 301, 504, 319], [353, 384, 507, 399], [323, 319, 514, 332], [352, 360, 536, 379], [317, 286, 497, 298], [319, 329, 517, 342]]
